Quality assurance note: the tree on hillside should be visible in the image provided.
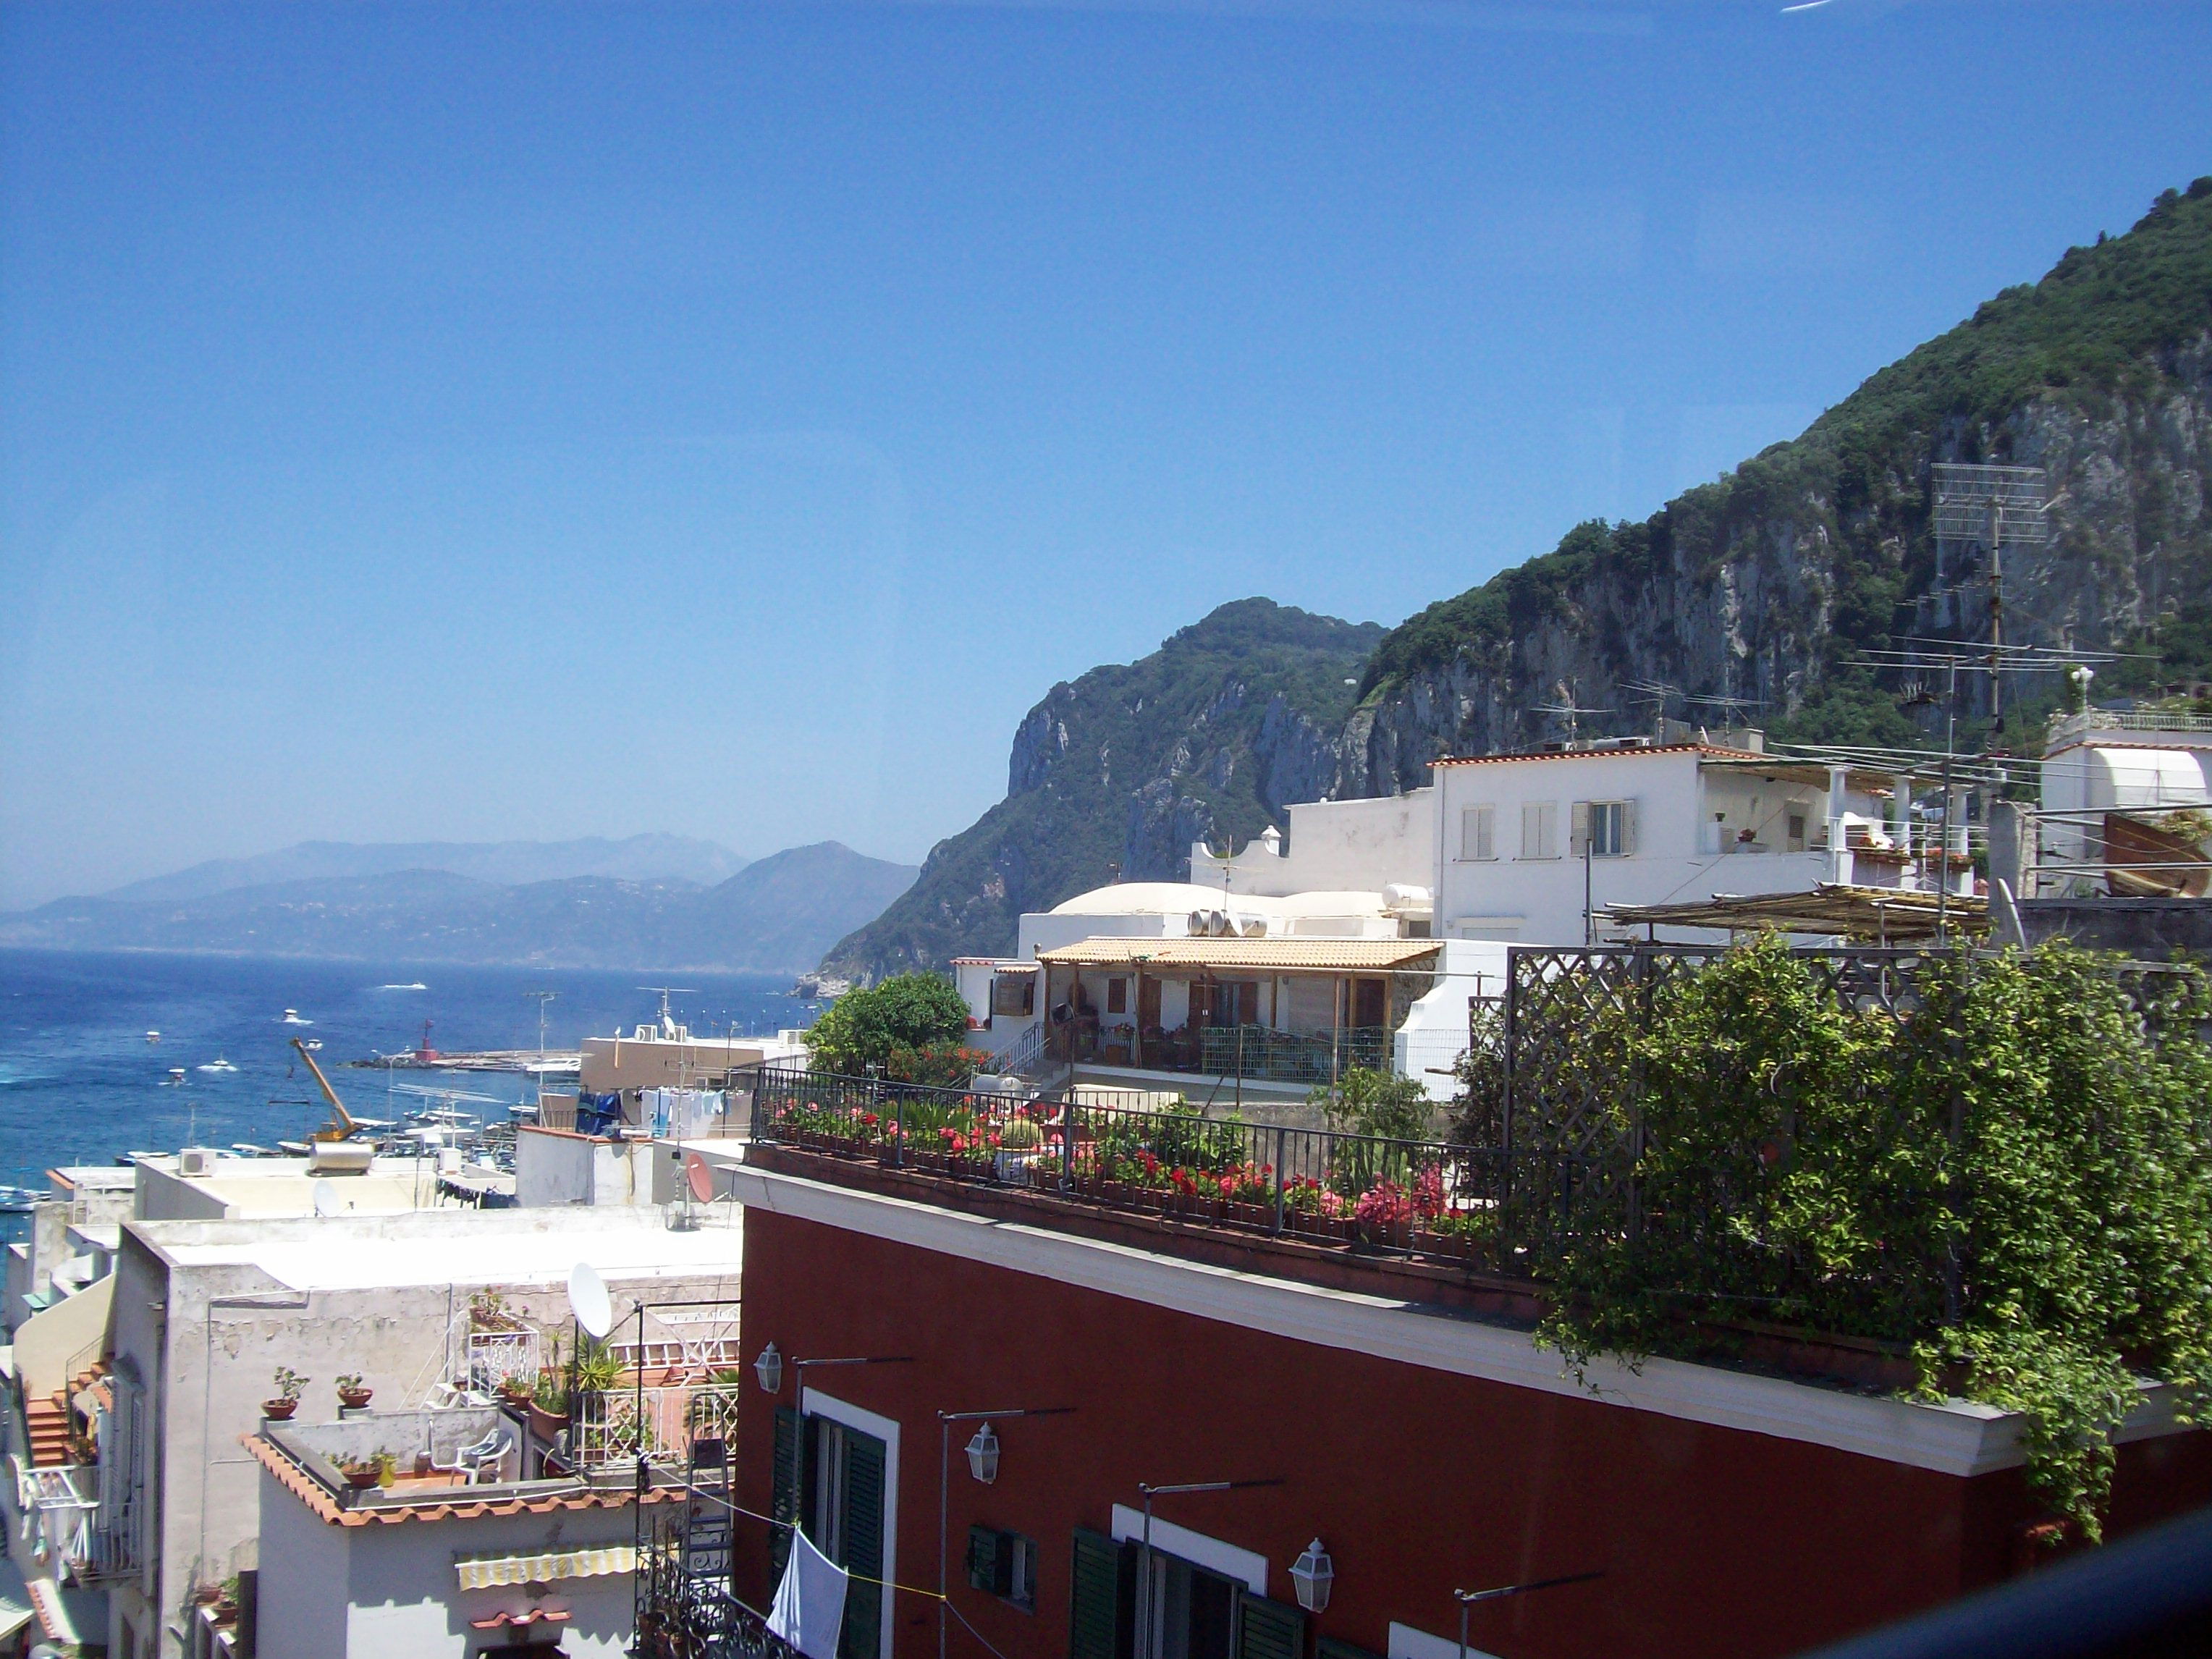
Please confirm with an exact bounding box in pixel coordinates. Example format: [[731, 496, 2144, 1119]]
[[805, 973, 974, 1076]]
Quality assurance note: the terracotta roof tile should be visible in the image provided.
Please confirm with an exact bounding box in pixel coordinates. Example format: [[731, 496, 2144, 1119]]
[[241, 1435, 681, 1528]]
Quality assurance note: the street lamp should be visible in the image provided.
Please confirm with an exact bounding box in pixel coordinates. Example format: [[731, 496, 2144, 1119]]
[[753, 1343, 783, 1395], [963, 1424, 1000, 1484], [937, 1407, 1075, 1659], [1134, 1479, 1284, 1659], [1291, 1540, 1333, 1613]]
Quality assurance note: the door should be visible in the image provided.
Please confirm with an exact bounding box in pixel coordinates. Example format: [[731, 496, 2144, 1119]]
[[774, 1411, 888, 1659], [808, 1420, 887, 1659], [1352, 977, 1387, 1029]]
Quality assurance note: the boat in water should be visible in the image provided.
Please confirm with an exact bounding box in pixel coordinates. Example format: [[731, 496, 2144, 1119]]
[[146, 1030, 160, 1042], [380, 982, 428, 992], [164, 1067, 187, 1084], [281, 1008, 314, 1026], [197, 1056, 238, 1074], [301, 1038, 324, 1051]]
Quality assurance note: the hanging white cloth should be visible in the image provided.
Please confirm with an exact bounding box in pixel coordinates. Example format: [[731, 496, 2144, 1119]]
[[767, 1527, 849, 1659]]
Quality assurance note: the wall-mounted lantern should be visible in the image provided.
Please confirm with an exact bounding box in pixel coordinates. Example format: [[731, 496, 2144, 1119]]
[[964, 1422, 1001, 1484], [1291, 1540, 1333, 1613], [753, 1342, 784, 1395]]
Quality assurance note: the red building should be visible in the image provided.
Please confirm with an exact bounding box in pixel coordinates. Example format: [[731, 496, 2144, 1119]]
[[708, 1139, 2209, 1659]]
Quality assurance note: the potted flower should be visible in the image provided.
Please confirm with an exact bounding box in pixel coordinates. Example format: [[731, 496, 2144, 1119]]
[[994, 1118, 1042, 1184], [264, 1367, 308, 1421], [528, 1366, 571, 1441], [497, 1370, 534, 1407], [469, 1290, 518, 1331], [339, 1453, 384, 1490], [335, 1373, 373, 1410]]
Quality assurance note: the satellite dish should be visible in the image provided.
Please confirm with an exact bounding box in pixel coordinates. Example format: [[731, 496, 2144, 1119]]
[[685, 1151, 715, 1205], [311, 1179, 341, 1218], [568, 1261, 614, 1341]]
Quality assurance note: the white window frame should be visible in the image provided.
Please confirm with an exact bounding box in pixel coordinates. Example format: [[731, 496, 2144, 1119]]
[[1519, 801, 1558, 861], [1574, 799, 1634, 859], [1108, 1504, 1266, 1593], [802, 1387, 900, 1659], [1459, 804, 1497, 862]]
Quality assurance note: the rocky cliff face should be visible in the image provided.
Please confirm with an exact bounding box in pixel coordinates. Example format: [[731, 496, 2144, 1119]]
[[816, 600, 1382, 981], [819, 180, 2212, 981], [1344, 182, 2212, 790]]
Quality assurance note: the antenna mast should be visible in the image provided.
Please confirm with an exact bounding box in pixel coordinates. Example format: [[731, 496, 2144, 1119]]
[[1933, 463, 2050, 724]]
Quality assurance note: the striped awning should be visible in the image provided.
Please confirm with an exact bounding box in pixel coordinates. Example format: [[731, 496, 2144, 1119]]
[[455, 1543, 636, 1589]]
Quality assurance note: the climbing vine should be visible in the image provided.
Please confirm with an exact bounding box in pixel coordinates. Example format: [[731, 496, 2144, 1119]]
[[1519, 936, 2212, 1538]]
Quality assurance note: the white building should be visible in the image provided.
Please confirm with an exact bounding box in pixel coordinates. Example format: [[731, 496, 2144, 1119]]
[[1429, 739, 1922, 945], [94, 1205, 740, 1659], [247, 1403, 667, 1658], [2039, 708, 2212, 895]]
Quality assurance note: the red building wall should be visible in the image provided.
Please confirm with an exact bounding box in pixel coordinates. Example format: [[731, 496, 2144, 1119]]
[[733, 1208, 2212, 1659]]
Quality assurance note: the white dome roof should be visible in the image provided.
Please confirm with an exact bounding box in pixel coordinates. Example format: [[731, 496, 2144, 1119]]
[[1050, 882, 1246, 916]]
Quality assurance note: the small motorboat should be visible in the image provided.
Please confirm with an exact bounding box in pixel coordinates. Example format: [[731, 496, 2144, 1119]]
[[164, 1067, 187, 1084], [197, 1057, 238, 1075], [380, 982, 428, 992], [301, 1039, 324, 1051], [282, 1009, 314, 1026], [146, 1030, 161, 1042]]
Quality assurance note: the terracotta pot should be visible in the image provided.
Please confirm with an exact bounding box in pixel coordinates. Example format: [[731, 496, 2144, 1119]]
[[262, 1398, 298, 1420], [527, 1401, 570, 1440], [337, 1388, 373, 1409], [194, 1586, 224, 1606], [343, 1466, 382, 1490]]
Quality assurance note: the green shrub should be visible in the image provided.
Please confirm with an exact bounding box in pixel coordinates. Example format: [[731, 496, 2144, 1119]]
[[1530, 936, 2212, 1537], [806, 974, 973, 1075]]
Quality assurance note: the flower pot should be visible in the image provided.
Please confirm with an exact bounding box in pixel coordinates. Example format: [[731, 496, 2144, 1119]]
[[262, 1398, 298, 1421], [528, 1402, 570, 1441], [337, 1388, 373, 1409], [193, 1586, 224, 1607], [343, 1466, 382, 1490]]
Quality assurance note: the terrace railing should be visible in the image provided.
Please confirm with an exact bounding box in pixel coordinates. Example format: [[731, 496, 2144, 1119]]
[[574, 1384, 743, 1472], [1197, 1023, 1390, 1084], [749, 1063, 1600, 1275]]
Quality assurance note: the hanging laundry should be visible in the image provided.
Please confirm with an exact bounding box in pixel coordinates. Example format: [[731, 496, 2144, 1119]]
[[767, 1527, 848, 1659]]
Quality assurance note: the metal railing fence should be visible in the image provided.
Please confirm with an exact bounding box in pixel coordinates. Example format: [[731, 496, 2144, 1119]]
[[749, 1063, 1605, 1275]]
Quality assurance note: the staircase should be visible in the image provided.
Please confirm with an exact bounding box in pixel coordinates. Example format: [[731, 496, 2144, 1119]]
[[24, 1359, 106, 1469]]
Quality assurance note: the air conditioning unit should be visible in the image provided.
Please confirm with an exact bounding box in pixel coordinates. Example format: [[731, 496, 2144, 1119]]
[[179, 1147, 214, 1177]]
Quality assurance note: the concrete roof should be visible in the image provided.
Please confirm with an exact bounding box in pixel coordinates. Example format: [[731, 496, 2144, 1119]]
[[1034, 937, 1440, 971], [127, 1206, 741, 1291]]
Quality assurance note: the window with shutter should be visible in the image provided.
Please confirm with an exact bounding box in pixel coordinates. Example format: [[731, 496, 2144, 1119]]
[[1459, 805, 1495, 861], [1520, 802, 1558, 859], [838, 1430, 887, 1659], [1236, 1593, 1306, 1659], [770, 1406, 802, 1580], [969, 1525, 1006, 1595], [1071, 1528, 1135, 1659]]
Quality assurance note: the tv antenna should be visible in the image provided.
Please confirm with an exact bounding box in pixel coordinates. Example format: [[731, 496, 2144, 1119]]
[[637, 986, 699, 1039], [1618, 679, 1681, 736], [525, 989, 556, 1076], [1932, 462, 2051, 721], [1534, 680, 1613, 746]]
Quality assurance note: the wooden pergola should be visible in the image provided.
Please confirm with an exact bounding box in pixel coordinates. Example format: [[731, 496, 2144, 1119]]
[[1602, 883, 1988, 944]]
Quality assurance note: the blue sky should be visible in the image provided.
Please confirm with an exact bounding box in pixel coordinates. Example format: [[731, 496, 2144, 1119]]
[[2, 1, 2207, 907]]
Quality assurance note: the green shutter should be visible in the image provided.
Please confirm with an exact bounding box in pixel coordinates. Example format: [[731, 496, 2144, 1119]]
[[838, 1430, 887, 1659], [770, 1406, 802, 1580], [1238, 1594, 1306, 1659], [968, 1525, 1003, 1595], [1070, 1528, 1134, 1659]]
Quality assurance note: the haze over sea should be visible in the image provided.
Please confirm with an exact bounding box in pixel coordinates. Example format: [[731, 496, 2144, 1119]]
[[0, 949, 805, 1191]]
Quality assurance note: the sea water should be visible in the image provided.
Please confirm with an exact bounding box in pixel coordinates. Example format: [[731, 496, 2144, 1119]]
[[0, 948, 809, 1189]]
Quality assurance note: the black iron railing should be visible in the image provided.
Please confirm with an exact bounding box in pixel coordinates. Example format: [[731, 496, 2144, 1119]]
[[749, 1063, 1603, 1275]]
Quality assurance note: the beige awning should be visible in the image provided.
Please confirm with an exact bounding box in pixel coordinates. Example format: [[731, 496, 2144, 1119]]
[[1034, 937, 1440, 971], [455, 1542, 637, 1590]]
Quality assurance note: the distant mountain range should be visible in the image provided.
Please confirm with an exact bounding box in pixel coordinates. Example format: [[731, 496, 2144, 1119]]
[[101, 833, 751, 903], [0, 840, 916, 974]]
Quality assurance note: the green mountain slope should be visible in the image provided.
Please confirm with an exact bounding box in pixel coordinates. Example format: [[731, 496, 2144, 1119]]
[[818, 600, 1384, 981], [1348, 177, 2212, 785]]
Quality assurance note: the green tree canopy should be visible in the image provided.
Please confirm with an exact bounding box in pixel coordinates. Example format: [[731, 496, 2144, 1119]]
[[805, 973, 974, 1076]]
